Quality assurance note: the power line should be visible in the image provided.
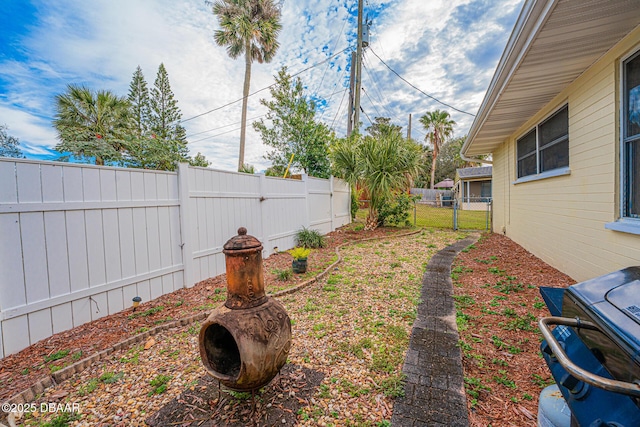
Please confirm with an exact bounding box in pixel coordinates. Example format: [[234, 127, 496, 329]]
[[368, 47, 476, 117], [186, 114, 266, 138], [360, 106, 374, 127], [330, 88, 349, 131], [181, 46, 353, 124], [362, 54, 395, 118], [190, 126, 244, 143], [362, 87, 382, 117]]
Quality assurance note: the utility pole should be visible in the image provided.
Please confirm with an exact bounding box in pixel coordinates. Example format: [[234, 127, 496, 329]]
[[353, 0, 363, 133], [407, 114, 412, 139], [347, 51, 356, 136]]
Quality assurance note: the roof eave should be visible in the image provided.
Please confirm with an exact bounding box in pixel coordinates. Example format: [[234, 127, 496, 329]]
[[462, 0, 557, 157]]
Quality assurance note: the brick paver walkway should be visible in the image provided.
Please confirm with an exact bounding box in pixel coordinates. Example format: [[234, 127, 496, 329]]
[[391, 236, 477, 427]]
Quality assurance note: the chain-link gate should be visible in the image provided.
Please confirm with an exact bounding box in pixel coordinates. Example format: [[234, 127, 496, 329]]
[[412, 197, 491, 231]]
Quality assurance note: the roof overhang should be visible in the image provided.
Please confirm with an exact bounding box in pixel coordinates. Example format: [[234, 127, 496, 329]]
[[463, 0, 640, 157]]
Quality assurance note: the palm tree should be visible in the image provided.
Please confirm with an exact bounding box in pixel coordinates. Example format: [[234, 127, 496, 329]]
[[331, 131, 421, 229], [211, 0, 282, 171], [53, 85, 131, 165], [419, 110, 455, 189]]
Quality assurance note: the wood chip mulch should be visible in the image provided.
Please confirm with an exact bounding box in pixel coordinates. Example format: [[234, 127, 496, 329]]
[[452, 232, 576, 427], [0, 227, 579, 427]]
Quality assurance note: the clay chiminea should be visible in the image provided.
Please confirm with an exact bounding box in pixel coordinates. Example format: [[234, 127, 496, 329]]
[[198, 227, 292, 391]]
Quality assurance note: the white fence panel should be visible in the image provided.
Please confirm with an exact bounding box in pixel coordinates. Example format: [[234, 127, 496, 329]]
[[0, 159, 182, 357], [261, 175, 307, 254], [332, 178, 352, 229], [0, 159, 350, 358], [307, 177, 332, 235]]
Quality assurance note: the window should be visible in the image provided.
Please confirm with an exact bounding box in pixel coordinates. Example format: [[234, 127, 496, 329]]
[[516, 105, 569, 178], [623, 50, 640, 219]]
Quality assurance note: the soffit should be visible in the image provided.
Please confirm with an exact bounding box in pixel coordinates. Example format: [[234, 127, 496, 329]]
[[464, 0, 640, 156]]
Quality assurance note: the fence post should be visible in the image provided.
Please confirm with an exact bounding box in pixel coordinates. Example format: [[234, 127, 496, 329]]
[[413, 201, 417, 227], [453, 199, 458, 231], [177, 163, 194, 288], [329, 176, 335, 231], [259, 173, 272, 256], [486, 200, 492, 231], [301, 174, 310, 228]]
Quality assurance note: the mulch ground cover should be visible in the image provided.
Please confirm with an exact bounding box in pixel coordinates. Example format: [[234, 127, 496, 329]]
[[0, 226, 578, 427], [146, 364, 324, 427], [452, 233, 575, 427], [0, 225, 405, 405]]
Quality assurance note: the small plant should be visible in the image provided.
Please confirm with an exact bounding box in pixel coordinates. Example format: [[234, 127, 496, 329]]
[[228, 390, 252, 400], [273, 268, 293, 281], [532, 373, 555, 388], [464, 376, 491, 407], [453, 294, 475, 308], [128, 305, 164, 319], [492, 358, 508, 367], [288, 247, 311, 260], [44, 349, 69, 362], [488, 266, 505, 275], [148, 374, 172, 396], [379, 373, 406, 397], [41, 411, 80, 427], [295, 227, 325, 248], [77, 378, 99, 396], [71, 351, 83, 361], [493, 370, 517, 389], [100, 371, 124, 384]]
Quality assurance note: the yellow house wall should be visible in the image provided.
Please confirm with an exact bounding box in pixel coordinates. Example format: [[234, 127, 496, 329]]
[[492, 26, 640, 282]]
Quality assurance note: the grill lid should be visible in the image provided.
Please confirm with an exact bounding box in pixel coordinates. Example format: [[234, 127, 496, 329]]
[[564, 266, 640, 367], [606, 279, 640, 327]]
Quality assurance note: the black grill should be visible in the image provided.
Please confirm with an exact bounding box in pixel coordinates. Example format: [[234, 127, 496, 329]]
[[539, 267, 640, 426]]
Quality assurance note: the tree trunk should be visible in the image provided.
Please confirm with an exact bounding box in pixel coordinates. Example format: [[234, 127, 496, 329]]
[[429, 131, 440, 189], [429, 148, 437, 189], [238, 44, 252, 171]]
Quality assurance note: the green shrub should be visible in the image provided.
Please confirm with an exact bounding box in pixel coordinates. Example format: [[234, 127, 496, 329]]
[[295, 227, 326, 248], [377, 193, 416, 227]]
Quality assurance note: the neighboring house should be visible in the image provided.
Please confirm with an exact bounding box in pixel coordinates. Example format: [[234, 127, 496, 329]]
[[462, 0, 640, 282], [454, 166, 492, 210]]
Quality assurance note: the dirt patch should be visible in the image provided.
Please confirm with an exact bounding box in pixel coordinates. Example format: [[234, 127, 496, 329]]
[[146, 364, 324, 427]]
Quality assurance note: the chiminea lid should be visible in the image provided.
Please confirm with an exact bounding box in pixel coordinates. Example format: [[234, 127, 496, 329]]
[[223, 227, 262, 251]]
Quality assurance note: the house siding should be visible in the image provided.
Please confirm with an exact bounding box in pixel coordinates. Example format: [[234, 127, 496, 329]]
[[492, 26, 640, 282]]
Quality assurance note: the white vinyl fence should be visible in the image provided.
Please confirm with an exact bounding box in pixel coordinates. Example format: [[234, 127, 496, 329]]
[[0, 159, 350, 359]]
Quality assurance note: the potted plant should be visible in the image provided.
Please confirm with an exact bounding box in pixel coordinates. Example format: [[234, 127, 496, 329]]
[[288, 247, 311, 274]]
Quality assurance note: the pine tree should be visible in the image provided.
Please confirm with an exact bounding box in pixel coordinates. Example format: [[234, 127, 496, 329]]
[[145, 63, 189, 169], [128, 66, 152, 138], [150, 63, 186, 143]]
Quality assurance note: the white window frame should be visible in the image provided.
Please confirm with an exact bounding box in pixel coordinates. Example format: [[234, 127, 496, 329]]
[[607, 47, 640, 234], [514, 105, 570, 184]]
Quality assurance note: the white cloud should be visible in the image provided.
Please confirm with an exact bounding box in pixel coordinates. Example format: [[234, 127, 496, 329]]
[[0, 0, 524, 171]]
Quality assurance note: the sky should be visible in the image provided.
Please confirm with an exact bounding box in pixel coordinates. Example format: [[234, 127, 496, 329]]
[[0, 0, 524, 172]]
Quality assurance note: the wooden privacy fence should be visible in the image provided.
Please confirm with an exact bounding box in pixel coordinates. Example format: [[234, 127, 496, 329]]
[[0, 159, 350, 359]]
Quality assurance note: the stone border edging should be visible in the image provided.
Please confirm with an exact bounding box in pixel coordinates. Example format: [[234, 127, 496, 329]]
[[2, 311, 208, 408], [1, 227, 426, 409]]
